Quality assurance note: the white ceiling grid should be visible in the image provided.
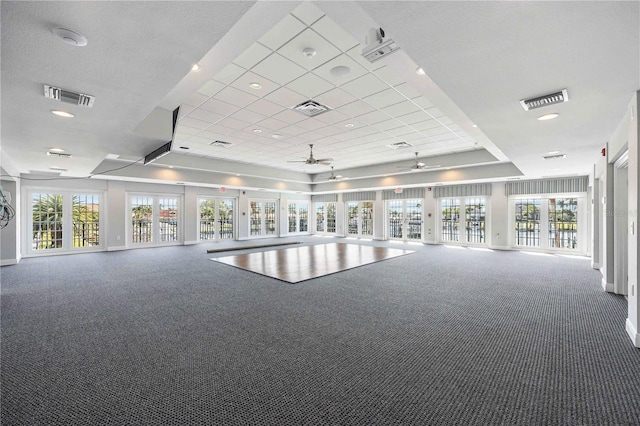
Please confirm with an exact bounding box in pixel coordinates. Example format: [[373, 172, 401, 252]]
[[174, 2, 480, 172]]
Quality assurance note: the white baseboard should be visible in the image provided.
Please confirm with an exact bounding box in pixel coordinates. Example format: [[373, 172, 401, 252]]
[[184, 240, 198, 245], [602, 278, 614, 292], [591, 261, 600, 270], [1, 258, 18, 266], [626, 318, 640, 348], [107, 246, 127, 252]]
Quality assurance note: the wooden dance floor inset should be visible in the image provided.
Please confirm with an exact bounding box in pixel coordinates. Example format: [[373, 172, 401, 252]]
[[211, 243, 415, 283]]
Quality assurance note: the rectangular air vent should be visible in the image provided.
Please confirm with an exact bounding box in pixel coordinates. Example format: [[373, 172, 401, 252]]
[[46, 151, 72, 158], [210, 140, 233, 148], [44, 84, 95, 107], [520, 89, 568, 111], [293, 100, 331, 117], [387, 141, 413, 149], [543, 153, 567, 160]]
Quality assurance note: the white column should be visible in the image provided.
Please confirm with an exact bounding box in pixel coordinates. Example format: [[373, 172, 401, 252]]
[[626, 92, 639, 347]]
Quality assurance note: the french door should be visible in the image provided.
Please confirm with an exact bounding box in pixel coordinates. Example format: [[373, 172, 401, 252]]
[[346, 201, 374, 238], [199, 198, 234, 241], [250, 200, 277, 237], [387, 199, 423, 242]]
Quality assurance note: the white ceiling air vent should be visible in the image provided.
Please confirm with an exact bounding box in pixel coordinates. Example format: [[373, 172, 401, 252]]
[[44, 84, 95, 107], [520, 89, 568, 111], [543, 153, 567, 160], [210, 140, 233, 148], [387, 141, 413, 149], [46, 151, 72, 158], [293, 100, 331, 117]]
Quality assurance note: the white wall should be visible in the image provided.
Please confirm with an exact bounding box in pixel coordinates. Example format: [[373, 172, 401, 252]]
[[1, 179, 20, 265], [490, 183, 509, 250], [626, 91, 639, 347]]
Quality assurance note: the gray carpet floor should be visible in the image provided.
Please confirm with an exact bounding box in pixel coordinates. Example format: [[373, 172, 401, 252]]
[[2, 238, 639, 425]]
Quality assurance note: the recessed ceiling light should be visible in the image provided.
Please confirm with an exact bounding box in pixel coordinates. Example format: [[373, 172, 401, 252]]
[[253, 129, 262, 133], [49, 148, 65, 153], [271, 133, 283, 139], [179, 146, 190, 150], [51, 110, 74, 118], [249, 82, 262, 90], [330, 65, 350, 77], [471, 124, 478, 128], [537, 113, 560, 121], [168, 165, 174, 169], [53, 28, 87, 47], [302, 47, 316, 58], [416, 67, 426, 75], [546, 150, 561, 155], [191, 64, 201, 72], [345, 123, 354, 128]]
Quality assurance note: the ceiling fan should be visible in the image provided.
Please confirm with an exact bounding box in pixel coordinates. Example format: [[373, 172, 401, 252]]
[[327, 166, 343, 180], [398, 152, 440, 171], [287, 144, 333, 166]]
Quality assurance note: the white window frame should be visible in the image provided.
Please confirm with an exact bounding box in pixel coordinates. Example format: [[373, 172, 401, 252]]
[[287, 201, 310, 235], [438, 197, 489, 246], [509, 193, 586, 253], [197, 197, 236, 242], [314, 202, 337, 235], [248, 198, 278, 238], [127, 193, 183, 247], [25, 189, 105, 255]]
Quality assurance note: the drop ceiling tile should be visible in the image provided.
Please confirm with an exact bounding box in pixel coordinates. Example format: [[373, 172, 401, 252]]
[[433, 133, 460, 142], [213, 62, 247, 85], [314, 125, 343, 137], [425, 107, 445, 118], [291, 2, 325, 25], [413, 96, 434, 110], [295, 117, 328, 131], [384, 126, 415, 138], [341, 73, 389, 99], [297, 131, 324, 142], [200, 98, 240, 116], [264, 86, 308, 108], [337, 100, 376, 118], [230, 71, 280, 97], [174, 125, 199, 136], [179, 117, 212, 130], [287, 72, 334, 99], [424, 126, 453, 137], [229, 108, 267, 125], [258, 14, 307, 51], [363, 89, 407, 109], [357, 110, 392, 126], [394, 83, 422, 100], [314, 54, 368, 86], [398, 110, 431, 126], [373, 118, 404, 132], [412, 118, 442, 132], [279, 124, 308, 137], [215, 86, 259, 108], [197, 80, 225, 97], [374, 66, 405, 87], [271, 108, 307, 124], [178, 104, 196, 119], [243, 100, 284, 118], [205, 124, 238, 136], [314, 88, 358, 110], [233, 42, 273, 70], [311, 16, 359, 51], [278, 28, 341, 71], [183, 92, 210, 109], [186, 108, 225, 124], [313, 109, 348, 125], [256, 117, 289, 131], [382, 101, 421, 118]]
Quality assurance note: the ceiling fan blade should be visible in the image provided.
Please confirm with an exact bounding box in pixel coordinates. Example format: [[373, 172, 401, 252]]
[[315, 158, 333, 162], [287, 159, 308, 163]]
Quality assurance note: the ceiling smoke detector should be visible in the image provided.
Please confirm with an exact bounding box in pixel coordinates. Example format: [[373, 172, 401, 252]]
[[53, 28, 87, 47], [520, 89, 568, 111], [293, 100, 331, 117], [44, 84, 95, 107]]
